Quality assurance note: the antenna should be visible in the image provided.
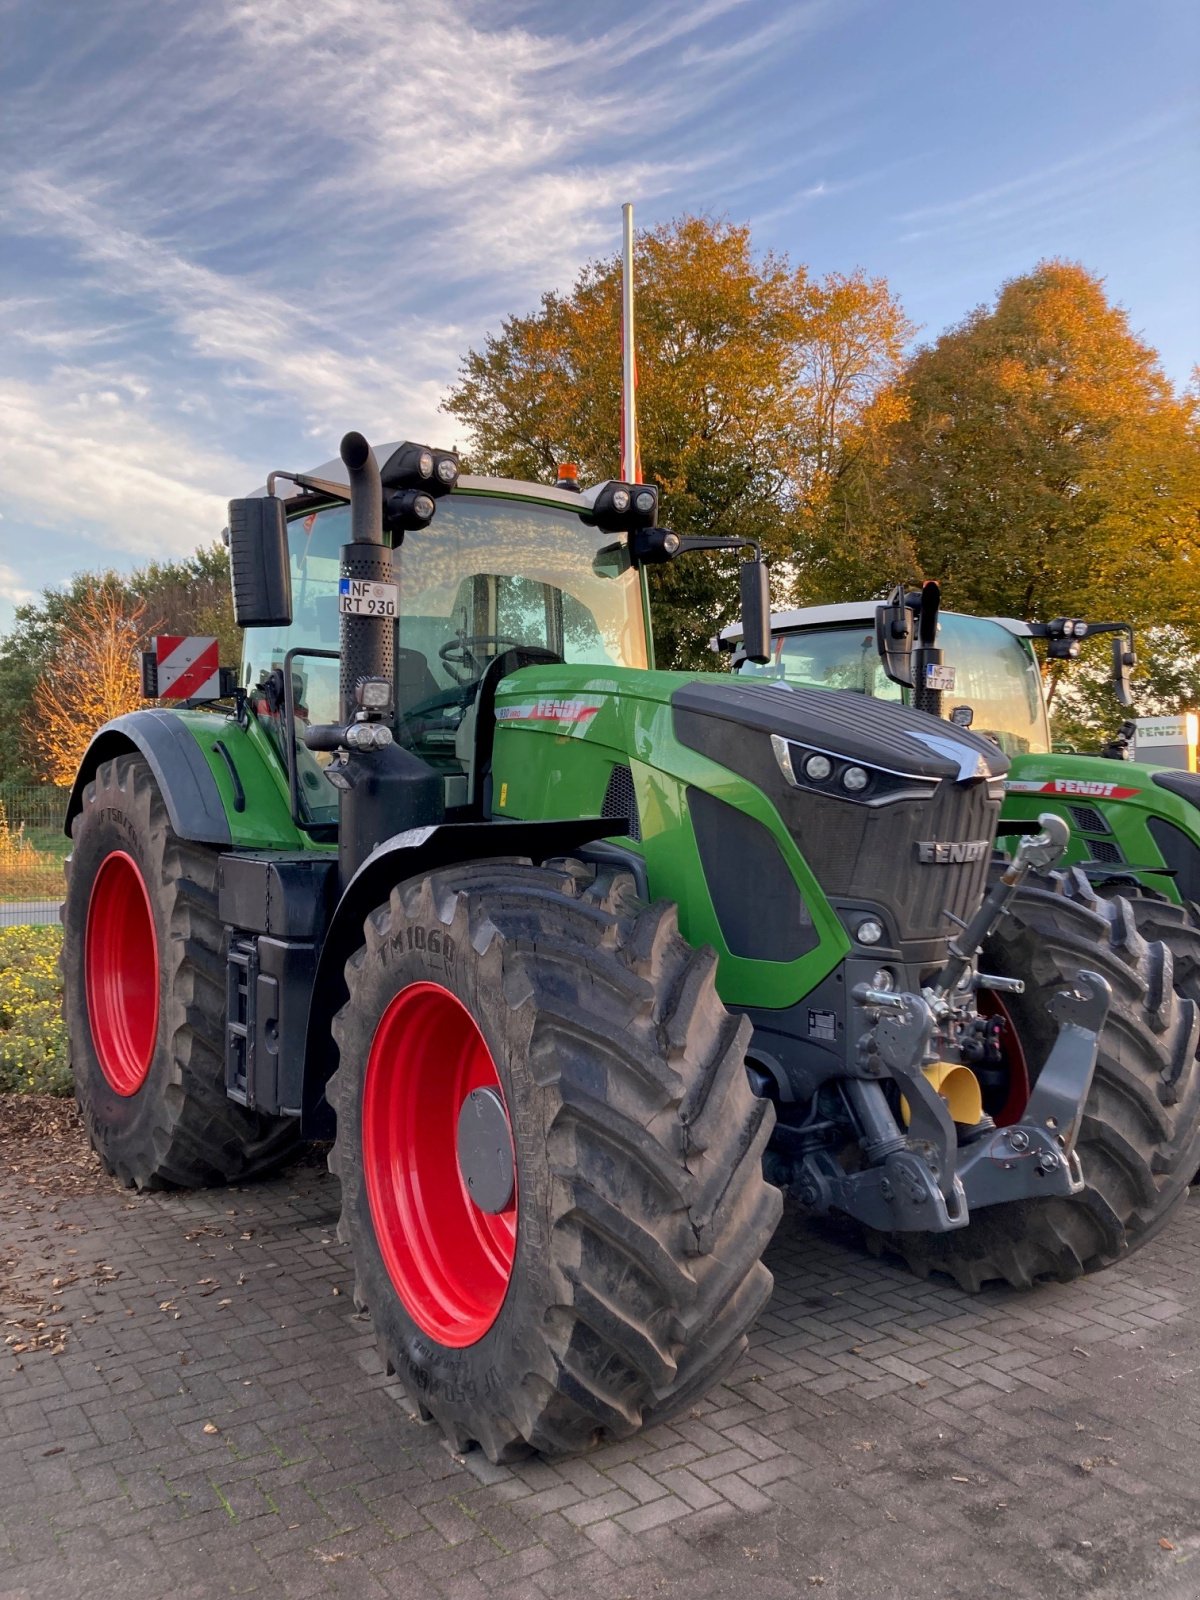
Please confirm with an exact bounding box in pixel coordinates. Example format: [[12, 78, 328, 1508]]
[[621, 203, 641, 483]]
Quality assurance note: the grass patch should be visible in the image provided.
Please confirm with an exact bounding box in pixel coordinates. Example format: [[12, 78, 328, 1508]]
[[0, 925, 68, 1095], [0, 802, 66, 901]]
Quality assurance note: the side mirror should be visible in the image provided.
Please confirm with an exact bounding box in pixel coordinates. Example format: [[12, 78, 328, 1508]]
[[227, 497, 292, 627], [739, 558, 771, 665], [875, 584, 915, 687], [1113, 633, 1136, 706]]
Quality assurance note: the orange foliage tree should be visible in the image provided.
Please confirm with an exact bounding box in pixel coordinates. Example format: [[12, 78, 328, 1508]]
[[28, 581, 147, 785]]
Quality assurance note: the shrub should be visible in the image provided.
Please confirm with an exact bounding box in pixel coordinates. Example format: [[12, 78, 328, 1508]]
[[0, 925, 69, 1095]]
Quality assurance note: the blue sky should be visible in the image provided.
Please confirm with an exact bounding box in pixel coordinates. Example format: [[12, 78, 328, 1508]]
[[1, 0, 1196, 632]]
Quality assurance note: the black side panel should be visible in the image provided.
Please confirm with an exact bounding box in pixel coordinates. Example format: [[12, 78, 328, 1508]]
[[1147, 816, 1200, 902], [687, 786, 817, 962], [64, 711, 232, 845], [255, 937, 320, 1116], [1153, 770, 1200, 808], [217, 852, 339, 938], [602, 764, 642, 842], [301, 816, 622, 1134]]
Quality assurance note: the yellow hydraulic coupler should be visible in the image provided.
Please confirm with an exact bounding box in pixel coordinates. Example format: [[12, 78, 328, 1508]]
[[900, 1062, 984, 1129]]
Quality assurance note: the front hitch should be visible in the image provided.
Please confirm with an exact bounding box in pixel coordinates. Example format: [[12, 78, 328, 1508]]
[[954, 968, 1111, 1211], [791, 812, 1113, 1234]]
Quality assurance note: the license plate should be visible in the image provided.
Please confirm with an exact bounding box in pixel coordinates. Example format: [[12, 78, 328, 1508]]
[[924, 663, 956, 691], [339, 578, 398, 617]]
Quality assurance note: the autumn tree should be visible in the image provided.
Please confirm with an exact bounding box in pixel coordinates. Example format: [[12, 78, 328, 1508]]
[[0, 542, 237, 785], [820, 261, 1200, 621], [444, 216, 911, 666], [30, 581, 147, 785]]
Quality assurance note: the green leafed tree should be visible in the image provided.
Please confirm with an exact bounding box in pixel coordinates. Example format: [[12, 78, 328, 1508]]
[[819, 261, 1200, 625], [443, 215, 912, 666]]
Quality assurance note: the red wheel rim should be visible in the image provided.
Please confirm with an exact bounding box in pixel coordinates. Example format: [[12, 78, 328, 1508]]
[[362, 982, 517, 1347], [978, 989, 1031, 1127], [84, 850, 160, 1097]]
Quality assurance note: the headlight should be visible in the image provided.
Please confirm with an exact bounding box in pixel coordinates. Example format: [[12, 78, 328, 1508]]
[[635, 490, 656, 514], [804, 753, 833, 781], [856, 918, 884, 946], [345, 722, 394, 750], [417, 450, 433, 478], [842, 766, 869, 792], [356, 676, 393, 711], [611, 488, 631, 513]]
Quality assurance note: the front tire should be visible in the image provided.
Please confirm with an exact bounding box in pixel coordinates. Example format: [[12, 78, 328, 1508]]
[[879, 871, 1200, 1291], [326, 857, 781, 1462], [62, 753, 300, 1189]]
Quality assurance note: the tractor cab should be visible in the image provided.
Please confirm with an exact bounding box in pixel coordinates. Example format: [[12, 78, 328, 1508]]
[[239, 457, 652, 832], [724, 602, 1052, 757]]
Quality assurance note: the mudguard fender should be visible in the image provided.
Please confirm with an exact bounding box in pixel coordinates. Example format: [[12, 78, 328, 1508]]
[[300, 816, 622, 1133], [64, 711, 232, 846]]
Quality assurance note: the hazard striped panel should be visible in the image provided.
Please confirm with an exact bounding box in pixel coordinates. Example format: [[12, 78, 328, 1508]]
[[155, 635, 221, 700]]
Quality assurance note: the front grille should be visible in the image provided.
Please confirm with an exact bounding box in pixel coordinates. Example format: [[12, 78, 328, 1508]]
[[778, 777, 1000, 945], [601, 764, 641, 842], [1089, 838, 1123, 864], [1068, 804, 1110, 835]]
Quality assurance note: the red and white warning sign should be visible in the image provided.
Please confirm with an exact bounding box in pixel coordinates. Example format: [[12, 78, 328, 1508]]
[[155, 636, 221, 700]]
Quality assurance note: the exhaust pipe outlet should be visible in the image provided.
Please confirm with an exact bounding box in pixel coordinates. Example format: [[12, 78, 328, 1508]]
[[337, 432, 392, 719], [340, 431, 384, 546]]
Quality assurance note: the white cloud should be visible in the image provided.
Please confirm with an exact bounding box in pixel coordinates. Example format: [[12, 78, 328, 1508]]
[[0, 369, 252, 559], [0, 562, 34, 606]]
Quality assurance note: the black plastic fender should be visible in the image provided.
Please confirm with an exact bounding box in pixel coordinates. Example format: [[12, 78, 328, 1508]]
[[64, 711, 232, 846], [300, 816, 623, 1135]]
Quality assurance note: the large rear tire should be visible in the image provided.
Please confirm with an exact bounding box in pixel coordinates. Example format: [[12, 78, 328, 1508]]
[[1090, 878, 1200, 1011], [62, 753, 301, 1189], [326, 857, 781, 1462], [878, 871, 1200, 1291]]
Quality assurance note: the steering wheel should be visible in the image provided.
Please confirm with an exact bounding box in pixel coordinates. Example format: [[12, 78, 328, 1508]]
[[438, 634, 526, 685]]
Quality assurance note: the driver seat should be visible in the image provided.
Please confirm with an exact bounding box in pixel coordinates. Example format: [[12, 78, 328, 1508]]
[[396, 646, 439, 716]]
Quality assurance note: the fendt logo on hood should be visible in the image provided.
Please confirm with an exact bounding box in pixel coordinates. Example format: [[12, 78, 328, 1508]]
[[1005, 779, 1142, 800], [916, 840, 991, 865]]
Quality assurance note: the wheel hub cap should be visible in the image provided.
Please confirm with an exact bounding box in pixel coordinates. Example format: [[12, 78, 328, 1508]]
[[456, 1087, 516, 1214]]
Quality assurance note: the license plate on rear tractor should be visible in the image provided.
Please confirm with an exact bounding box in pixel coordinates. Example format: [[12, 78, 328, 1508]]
[[339, 578, 399, 617]]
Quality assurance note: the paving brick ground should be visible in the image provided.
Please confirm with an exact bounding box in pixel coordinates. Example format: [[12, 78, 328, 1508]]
[[3, 1124, 1199, 1600]]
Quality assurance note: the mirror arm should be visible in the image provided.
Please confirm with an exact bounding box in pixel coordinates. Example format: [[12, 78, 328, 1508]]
[[266, 469, 351, 503], [670, 534, 763, 559]]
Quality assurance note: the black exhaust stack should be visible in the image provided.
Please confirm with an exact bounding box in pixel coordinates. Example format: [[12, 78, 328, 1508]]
[[324, 432, 442, 887], [338, 431, 393, 723], [911, 580, 945, 719]]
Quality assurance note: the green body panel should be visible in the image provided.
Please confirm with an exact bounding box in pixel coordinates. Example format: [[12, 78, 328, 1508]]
[[1002, 752, 1187, 901], [488, 663, 852, 1008], [173, 710, 326, 851]]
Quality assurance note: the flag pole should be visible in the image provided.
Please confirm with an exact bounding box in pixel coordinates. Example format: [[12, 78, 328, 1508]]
[[621, 202, 640, 484]]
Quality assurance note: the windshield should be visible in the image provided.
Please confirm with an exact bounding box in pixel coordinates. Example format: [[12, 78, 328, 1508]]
[[243, 489, 648, 823], [737, 613, 1050, 756]]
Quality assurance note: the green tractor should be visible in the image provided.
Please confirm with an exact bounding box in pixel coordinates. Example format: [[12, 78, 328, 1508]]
[[62, 439, 1200, 1462], [720, 585, 1200, 1005]]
